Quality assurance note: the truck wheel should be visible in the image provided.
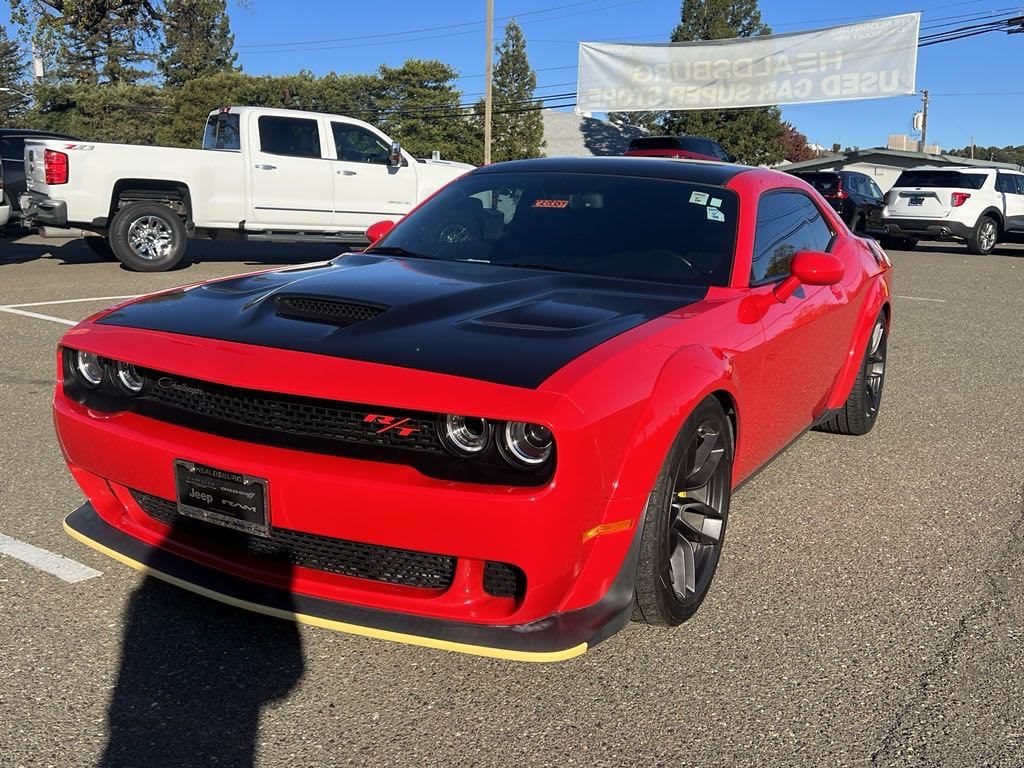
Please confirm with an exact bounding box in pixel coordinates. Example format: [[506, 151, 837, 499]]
[[83, 235, 117, 260], [966, 215, 998, 255], [109, 202, 188, 272]]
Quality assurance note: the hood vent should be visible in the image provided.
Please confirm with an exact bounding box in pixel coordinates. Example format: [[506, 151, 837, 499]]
[[275, 295, 389, 326]]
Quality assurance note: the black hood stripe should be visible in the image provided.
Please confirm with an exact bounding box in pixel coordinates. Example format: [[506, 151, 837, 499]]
[[98, 257, 707, 389]]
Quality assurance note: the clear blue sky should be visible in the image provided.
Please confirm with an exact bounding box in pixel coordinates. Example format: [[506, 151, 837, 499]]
[[4, 1, 1021, 151]]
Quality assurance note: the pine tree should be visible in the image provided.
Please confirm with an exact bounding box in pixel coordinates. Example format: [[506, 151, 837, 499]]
[[370, 60, 475, 163], [611, 0, 787, 165], [10, 0, 159, 85], [159, 0, 238, 88], [0, 23, 28, 121], [483, 19, 543, 163], [662, 0, 786, 165]]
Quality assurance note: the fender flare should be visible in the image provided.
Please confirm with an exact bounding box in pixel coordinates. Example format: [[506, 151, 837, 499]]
[[976, 207, 1004, 232], [826, 281, 892, 410], [606, 345, 741, 501]]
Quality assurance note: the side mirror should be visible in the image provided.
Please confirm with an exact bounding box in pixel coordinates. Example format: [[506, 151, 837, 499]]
[[366, 220, 396, 245], [774, 250, 844, 302], [388, 141, 402, 167], [727, 154, 738, 163]]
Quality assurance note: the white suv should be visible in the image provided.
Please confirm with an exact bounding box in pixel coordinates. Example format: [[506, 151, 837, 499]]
[[881, 166, 1024, 254]]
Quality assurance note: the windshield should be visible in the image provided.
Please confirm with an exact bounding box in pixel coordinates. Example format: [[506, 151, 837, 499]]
[[893, 170, 986, 189], [367, 171, 738, 287]]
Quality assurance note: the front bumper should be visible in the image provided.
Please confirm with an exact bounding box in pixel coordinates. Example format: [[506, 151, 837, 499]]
[[19, 191, 68, 228], [54, 326, 648, 658], [882, 217, 972, 240], [65, 501, 638, 661]]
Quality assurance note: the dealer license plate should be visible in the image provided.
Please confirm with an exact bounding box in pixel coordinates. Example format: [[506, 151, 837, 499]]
[[909, 196, 924, 206], [174, 460, 269, 537]]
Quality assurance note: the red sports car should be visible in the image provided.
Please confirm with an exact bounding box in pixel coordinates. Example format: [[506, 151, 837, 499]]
[[57, 158, 892, 662]]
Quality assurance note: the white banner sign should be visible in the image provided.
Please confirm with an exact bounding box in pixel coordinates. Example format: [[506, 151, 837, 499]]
[[577, 13, 920, 112]]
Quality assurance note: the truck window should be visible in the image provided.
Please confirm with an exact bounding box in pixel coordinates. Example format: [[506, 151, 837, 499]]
[[331, 123, 390, 164], [202, 114, 240, 151], [258, 116, 322, 159]]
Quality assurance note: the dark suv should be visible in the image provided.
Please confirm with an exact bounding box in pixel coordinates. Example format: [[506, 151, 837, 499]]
[[0, 128, 77, 222], [790, 170, 884, 235], [624, 136, 735, 163]]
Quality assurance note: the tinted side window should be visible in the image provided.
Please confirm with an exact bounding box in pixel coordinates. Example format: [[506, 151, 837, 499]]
[[996, 173, 1017, 194], [752, 192, 834, 284], [844, 174, 863, 194], [258, 116, 321, 158], [203, 114, 241, 150], [332, 123, 390, 164], [867, 178, 884, 199], [1015, 176, 1024, 195]]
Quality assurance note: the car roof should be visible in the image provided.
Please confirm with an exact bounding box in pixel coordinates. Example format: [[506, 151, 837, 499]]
[[472, 156, 748, 186], [900, 164, 998, 173]]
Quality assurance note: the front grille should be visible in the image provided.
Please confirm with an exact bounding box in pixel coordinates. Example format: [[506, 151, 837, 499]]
[[132, 490, 456, 589], [483, 561, 526, 598], [140, 369, 443, 454], [275, 295, 388, 326]]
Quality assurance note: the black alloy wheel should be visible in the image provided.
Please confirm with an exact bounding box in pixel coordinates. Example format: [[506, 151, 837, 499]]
[[816, 312, 888, 436], [633, 396, 733, 626]]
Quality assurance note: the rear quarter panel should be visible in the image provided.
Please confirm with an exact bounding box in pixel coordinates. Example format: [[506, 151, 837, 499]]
[[25, 140, 245, 227]]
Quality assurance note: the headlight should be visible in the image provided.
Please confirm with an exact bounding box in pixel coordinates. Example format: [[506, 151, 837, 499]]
[[500, 421, 553, 466], [73, 350, 105, 387], [114, 361, 145, 394], [438, 414, 491, 455]]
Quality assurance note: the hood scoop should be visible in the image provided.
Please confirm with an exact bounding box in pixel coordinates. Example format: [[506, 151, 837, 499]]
[[275, 295, 389, 326]]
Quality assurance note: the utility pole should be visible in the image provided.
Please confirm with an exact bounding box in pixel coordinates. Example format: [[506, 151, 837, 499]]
[[483, 0, 494, 165], [970, 136, 975, 159], [919, 89, 929, 152]]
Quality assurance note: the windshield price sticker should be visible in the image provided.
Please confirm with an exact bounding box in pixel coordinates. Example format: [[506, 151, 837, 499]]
[[689, 191, 710, 205], [533, 199, 570, 208], [706, 207, 725, 222]]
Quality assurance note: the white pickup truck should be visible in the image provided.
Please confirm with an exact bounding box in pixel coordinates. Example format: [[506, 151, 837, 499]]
[[19, 106, 473, 271]]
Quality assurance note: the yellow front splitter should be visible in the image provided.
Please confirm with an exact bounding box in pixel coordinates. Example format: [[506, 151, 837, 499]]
[[64, 503, 600, 663]]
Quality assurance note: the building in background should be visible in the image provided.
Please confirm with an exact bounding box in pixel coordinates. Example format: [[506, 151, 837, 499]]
[[782, 147, 1021, 191], [541, 111, 645, 157], [887, 134, 941, 155]]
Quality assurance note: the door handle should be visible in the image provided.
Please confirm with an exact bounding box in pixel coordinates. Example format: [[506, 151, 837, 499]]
[[337, 170, 357, 176], [254, 163, 277, 170]]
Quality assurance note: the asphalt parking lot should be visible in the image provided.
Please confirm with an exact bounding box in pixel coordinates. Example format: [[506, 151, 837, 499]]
[[1, 231, 1022, 768]]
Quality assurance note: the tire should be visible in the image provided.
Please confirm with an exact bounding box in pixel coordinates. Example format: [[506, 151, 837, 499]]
[[965, 215, 998, 255], [108, 201, 188, 272], [83, 235, 117, 260], [816, 312, 888, 436], [633, 396, 734, 626]]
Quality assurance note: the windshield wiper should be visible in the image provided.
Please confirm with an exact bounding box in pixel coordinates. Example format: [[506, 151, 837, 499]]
[[364, 245, 436, 260]]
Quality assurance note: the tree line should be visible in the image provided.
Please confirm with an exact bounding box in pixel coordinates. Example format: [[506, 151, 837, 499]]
[[1, 0, 831, 166]]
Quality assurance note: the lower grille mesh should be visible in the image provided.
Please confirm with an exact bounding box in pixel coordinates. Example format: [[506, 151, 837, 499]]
[[131, 490, 456, 589]]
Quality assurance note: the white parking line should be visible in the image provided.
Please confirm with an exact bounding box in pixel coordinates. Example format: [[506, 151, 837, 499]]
[[0, 295, 139, 309], [0, 532, 102, 583], [895, 295, 947, 303], [0, 307, 77, 326]]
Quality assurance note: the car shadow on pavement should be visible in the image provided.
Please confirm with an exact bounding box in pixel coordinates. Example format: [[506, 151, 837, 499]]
[[1, 232, 350, 270], [100, 522, 305, 768], [0, 233, 103, 267]]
